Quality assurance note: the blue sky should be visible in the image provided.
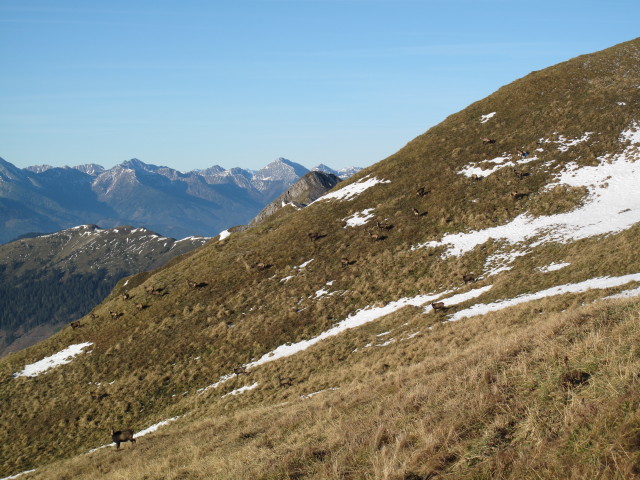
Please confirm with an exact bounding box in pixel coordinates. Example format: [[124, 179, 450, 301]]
[[1, 1, 639, 172]]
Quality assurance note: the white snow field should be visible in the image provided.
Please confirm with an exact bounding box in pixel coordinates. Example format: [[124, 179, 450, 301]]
[[222, 382, 259, 398], [449, 273, 640, 322], [480, 112, 496, 123], [13, 342, 93, 378], [414, 123, 640, 276], [343, 208, 375, 227], [315, 175, 390, 202]]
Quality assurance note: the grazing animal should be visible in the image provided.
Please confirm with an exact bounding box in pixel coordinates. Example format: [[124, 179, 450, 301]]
[[90, 391, 110, 401], [516, 149, 530, 159], [513, 169, 530, 179], [412, 208, 421, 216], [376, 221, 393, 231], [277, 374, 293, 387], [89, 313, 97, 319], [70, 321, 84, 330], [233, 365, 247, 376], [186, 279, 207, 289], [462, 274, 476, 284], [481, 137, 496, 145], [110, 428, 136, 449], [341, 257, 354, 267], [416, 187, 429, 197], [134, 303, 145, 311], [470, 174, 482, 181], [121, 293, 130, 301], [145, 285, 155, 293], [368, 231, 381, 241], [510, 191, 529, 200], [109, 311, 122, 319], [431, 302, 447, 312], [253, 262, 270, 271], [308, 232, 321, 241]]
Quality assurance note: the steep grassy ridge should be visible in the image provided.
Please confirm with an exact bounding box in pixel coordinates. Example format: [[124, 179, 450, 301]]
[[2, 38, 640, 479]]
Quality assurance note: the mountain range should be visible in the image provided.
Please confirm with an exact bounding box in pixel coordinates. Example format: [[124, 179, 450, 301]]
[[0, 157, 361, 244], [3, 38, 640, 479]]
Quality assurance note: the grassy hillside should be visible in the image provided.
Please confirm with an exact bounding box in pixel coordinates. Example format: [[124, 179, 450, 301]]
[[2, 38, 640, 479]]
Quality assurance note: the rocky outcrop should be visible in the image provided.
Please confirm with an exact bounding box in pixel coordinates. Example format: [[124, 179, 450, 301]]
[[249, 171, 340, 226]]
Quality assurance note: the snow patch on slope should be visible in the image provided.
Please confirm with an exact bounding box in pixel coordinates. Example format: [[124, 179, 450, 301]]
[[343, 208, 375, 227], [480, 112, 496, 123], [315, 175, 390, 202], [13, 342, 93, 377], [415, 123, 640, 275], [449, 273, 640, 322]]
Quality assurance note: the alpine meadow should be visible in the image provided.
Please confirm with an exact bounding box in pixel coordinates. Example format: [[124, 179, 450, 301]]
[[5, 38, 640, 479]]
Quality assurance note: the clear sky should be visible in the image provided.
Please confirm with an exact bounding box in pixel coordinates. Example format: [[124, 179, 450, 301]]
[[1, 1, 639, 172]]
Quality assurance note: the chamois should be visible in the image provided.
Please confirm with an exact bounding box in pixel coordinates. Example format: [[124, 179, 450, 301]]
[[376, 221, 393, 231], [431, 302, 447, 312], [513, 168, 530, 179], [462, 274, 477, 284], [481, 137, 496, 145], [120, 293, 130, 301], [109, 311, 122, 319], [186, 279, 207, 289], [308, 231, 321, 241], [110, 428, 136, 449], [134, 303, 146, 311], [277, 374, 293, 387], [510, 191, 529, 200], [368, 231, 381, 241], [416, 186, 429, 197], [69, 321, 83, 330], [341, 257, 355, 267]]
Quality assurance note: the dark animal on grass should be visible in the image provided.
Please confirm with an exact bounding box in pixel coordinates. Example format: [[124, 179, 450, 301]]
[[90, 391, 110, 401], [234, 365, 247, 376], [121, 293, 130, 301], [416, 186, 429, 197], [560, 370, 591, 389], [70, 321, 84, 330], [470, 174, 482, 181], [368, 231, 381, 241], [462, 274, 476, 284], [341, 257, 350, 267], [252, 262, 271, 271], [412, 208, 421, 217], [109, 311, 122, 319], [277, 374, 293, 387], [308, 232, 321, 241], [187, 279, 207, 289], [110, 428, 136, 449], [513, 169, 530, 179], [431, 302, 447, 312], [376, 221, 393, 231], [510, 191, 529, 200], [481, 137, 496, 145]]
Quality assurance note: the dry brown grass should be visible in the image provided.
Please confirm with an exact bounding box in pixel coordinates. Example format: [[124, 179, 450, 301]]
[[19, 293, 640, 480]]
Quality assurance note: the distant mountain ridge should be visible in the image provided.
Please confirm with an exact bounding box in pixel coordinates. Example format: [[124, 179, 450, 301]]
[[0, 224, 209, 357], [0, 157, 361, 244]]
